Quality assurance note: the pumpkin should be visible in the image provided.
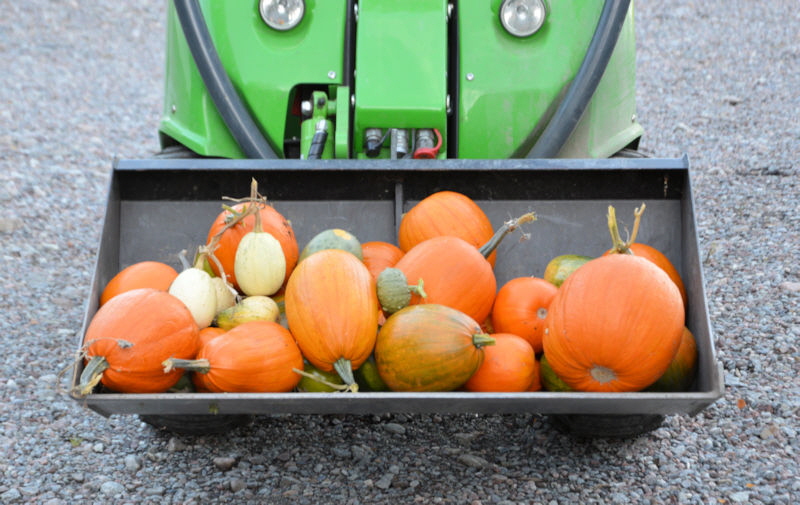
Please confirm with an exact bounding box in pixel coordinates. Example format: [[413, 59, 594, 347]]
[[539, 354, 573, 392], [491, 277, 558, 354], [76, 288, 199, 395], [100, 261, 178, 305], [169, 266, 217, 329], [605, 204, 687, 307], [464, 333, 538, 392], [215, 295, 280, 330], [542, 254, 684, 392], [543, 254, 592, 287], [233, 207, 286, 296], [376, 267, 427, 315], [197, 326, 226, 349], [295, 361, 346, 393], [164, 320, 303, 393], [285, 249, 379, 389], [645, 326, 698, 392], [374, 304, 495, 392], [354, 354, 390, 392], [298, 228, 363, 262], [361, 241, 405, 280], [391, 212, 535, 324], [205, 201, 298, 291], [398, 190, 497, 266]]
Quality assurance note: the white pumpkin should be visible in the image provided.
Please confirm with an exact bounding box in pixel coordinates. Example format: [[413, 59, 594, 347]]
[[168, 267, 217, 328], [234, 230, 286, 296]]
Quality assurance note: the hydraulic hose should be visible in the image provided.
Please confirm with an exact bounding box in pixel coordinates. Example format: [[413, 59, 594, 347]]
[[526, 0, 632, 158], [173, 0, 277, 159]]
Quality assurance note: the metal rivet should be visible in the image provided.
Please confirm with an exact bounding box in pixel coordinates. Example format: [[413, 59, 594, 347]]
[[446, 94, 452, 115], [351, 94, 355, 107], [328, 70, 337, 80], [171, 104, 177, 114], [466, 73, 474, 81], [631, 114, 637, 122]]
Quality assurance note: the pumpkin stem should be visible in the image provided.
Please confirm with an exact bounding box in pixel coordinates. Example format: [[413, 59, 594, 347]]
[[292, 368, 353, 392], [74, 355, 109, 397], [249, 178, 264, 233], [607, 203, 646, 254], [409, 278, 427, 300], [479, 212, 537, 258], [333, 358, 359, 392], [162, 358, 212, 374], [472, 333, 496, 348], [178, 249, 193, 270]]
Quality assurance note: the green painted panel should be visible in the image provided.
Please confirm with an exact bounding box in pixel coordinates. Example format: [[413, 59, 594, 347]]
[[353, 0, 448, 158], [457, 0, 604, 158], [160, 0, 347, 158]]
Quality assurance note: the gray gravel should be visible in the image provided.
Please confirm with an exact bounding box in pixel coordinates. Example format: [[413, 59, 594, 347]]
[[1, 1, 798, 504]]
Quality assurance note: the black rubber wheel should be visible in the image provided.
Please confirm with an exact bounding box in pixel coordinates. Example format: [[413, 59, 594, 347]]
[[139, 414, 253, 435], [154, 144, 202, 159], [548, 413, 665, 439]]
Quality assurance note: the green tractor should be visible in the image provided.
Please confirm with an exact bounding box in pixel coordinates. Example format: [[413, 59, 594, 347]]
[[161, 0, 642, 161]]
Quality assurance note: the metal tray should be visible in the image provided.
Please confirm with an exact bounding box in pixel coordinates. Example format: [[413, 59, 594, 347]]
[[71, 156, 723, 420]]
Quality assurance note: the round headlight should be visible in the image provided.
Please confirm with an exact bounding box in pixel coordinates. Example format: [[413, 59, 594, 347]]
[[499, 0, 546, 38], [259, 0, 305, 31]]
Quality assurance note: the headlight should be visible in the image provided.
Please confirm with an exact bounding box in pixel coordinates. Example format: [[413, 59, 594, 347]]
[[259, 0, 305, 31], [499, 0, 546, 38]]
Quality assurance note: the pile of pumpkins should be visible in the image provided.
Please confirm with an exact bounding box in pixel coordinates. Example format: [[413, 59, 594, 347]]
[[75, 180, 697, 398]]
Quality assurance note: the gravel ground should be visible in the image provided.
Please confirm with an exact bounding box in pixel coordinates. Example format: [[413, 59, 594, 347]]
[[1, 1, 798, 504]]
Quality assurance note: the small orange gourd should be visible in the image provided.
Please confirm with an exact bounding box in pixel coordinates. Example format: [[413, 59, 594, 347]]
[[361, 241, 405, 280], [464, 333, 538, 392], [398, 190, 497, 266], [491, 277, 558, 354], [197, 326, 226, 349], [100, 261, 179, 305]]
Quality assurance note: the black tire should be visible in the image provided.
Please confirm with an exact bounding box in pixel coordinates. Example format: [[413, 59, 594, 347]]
[[139, 414, 254, 435], [154, 144, 202, 159], [548, 413, 665, 439]]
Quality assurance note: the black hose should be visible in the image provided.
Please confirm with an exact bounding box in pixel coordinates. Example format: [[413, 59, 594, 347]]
[[173, 0, 277, 159], [526, 0, 632, 158], [307, 121, 329, 160]]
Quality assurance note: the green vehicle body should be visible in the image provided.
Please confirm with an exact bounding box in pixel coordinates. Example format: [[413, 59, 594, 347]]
[[159, 0, 642, 159]]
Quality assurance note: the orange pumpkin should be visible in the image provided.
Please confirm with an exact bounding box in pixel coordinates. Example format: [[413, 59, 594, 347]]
[[165, 321, 303, 393], [205, 202, 298, 291], [605, 204, 687, 307], [361, 241, 405, 280], [491, 277, 558, 354], [464, 333, 538, 392], [542, 254, 684, 392], [398, 190, 497, 266], [284, 249, 379, 388], [100, 261, 179, 305], [197, 326, 226, 349], [78, 288, 199, 395], [375, 304, 495, 392], [392, 213, 534, 324]]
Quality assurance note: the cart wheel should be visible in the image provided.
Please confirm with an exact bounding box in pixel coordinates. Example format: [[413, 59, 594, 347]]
[[548, 413, 665, 439], [154, 144, 201, 159], [139, 414, 253, 435]]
